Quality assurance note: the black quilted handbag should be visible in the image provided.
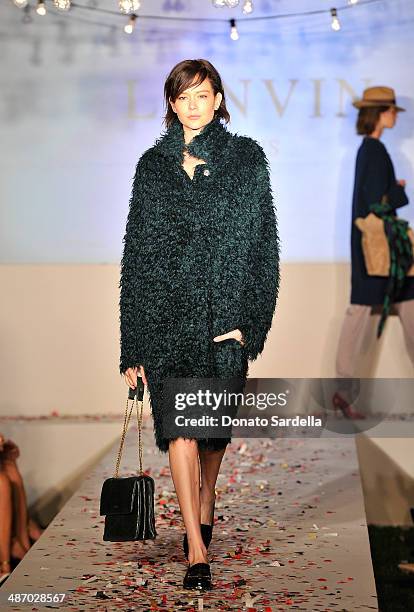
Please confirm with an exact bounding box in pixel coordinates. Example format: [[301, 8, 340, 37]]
[[100, 377, 157, 541]]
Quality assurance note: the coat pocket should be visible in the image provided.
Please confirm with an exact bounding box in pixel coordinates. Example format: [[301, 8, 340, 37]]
[[217, 337, 244, 349], [213, 338, 247, 377]]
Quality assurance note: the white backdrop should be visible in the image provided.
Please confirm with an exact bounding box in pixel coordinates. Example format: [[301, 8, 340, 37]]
[[1, 0, 413, 263]]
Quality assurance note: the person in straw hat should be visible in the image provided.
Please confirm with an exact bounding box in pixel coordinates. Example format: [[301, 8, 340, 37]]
[[333, 86, 414, 417]]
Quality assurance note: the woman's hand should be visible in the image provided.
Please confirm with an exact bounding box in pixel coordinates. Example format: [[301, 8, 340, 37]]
[[213, 328, 245, 346], [124, 365, 147, 388]]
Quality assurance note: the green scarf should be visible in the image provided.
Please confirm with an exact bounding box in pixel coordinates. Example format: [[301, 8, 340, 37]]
[[369, 201, 413, 337]]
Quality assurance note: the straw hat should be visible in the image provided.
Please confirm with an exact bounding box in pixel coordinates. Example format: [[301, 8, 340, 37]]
[[352, 86, 405, 112]]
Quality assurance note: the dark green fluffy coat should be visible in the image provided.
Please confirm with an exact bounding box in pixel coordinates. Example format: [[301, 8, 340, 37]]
[[119, 114, 280, 451]]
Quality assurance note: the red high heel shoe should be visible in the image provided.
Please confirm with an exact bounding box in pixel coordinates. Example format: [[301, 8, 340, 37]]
[[332, 392, 366, 419]]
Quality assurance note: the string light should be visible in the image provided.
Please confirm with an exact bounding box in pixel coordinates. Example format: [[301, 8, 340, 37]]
[[124, 13, 137, 34], [11, 0, 385, 33], [119, 0, 141, 15], [53, 0, 71, 10], [36, 0, 46, 16], [229, 17, 239, 40], [330, 7, 341, 30]]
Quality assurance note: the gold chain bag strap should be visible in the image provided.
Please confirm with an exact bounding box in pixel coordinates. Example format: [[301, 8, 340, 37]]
[[99, 377, 157, 541]]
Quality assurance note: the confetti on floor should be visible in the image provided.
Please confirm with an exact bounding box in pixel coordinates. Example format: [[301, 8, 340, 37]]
[[0, 419, 378, 610]]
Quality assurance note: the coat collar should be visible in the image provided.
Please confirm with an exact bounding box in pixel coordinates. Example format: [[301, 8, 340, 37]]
[[154, 114, 232, 167]]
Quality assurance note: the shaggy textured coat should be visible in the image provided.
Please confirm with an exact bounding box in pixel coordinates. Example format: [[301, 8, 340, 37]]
[[119, 114, 280, 452], [351, 136, 414, 305]]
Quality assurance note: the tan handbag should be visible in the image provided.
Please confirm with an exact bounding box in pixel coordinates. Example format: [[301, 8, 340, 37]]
[[355, 196, 414, 276]]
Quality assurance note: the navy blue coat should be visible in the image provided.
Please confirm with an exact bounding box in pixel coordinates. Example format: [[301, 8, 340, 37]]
[[119, 115, 280, 452], [350, 136, 414, 305]]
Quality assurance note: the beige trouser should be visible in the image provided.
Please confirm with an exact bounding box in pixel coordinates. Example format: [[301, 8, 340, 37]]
[[335, 299, 414, 378]]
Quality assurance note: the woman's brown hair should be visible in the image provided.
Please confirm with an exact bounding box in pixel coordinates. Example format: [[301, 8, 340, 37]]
[[356, 105, 390, 136], [163, 59, 230, 128]]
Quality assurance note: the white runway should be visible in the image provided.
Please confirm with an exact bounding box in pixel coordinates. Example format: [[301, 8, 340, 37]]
[[1, 421, 378, 611]]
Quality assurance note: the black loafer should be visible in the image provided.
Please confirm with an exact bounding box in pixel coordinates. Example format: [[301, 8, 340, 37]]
[[183, 524, 213, 560], [183, 562, 212, 591]]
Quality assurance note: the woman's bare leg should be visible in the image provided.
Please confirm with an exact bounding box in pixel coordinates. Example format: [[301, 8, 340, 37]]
[[0, 470, 12, 574], [27, 518, 44, 541], [168, 438, 208, 565], [198, 447, 226, 524], [2, 460, 31, 553]]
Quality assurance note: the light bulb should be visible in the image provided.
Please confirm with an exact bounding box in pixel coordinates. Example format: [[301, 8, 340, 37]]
[[226, 0, 240, 7], [36, 0, 46, 15], [212, 0, 226, 6], [124, 14, 137, 34], [242, 0, 253, 14], [53, 0, 71, 10], [13, 0, 28, 7], [119, 0, 141, 14], [331, 17, 341, 31], [230, 18, 239, 40], [330, 8, 341, 31]]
